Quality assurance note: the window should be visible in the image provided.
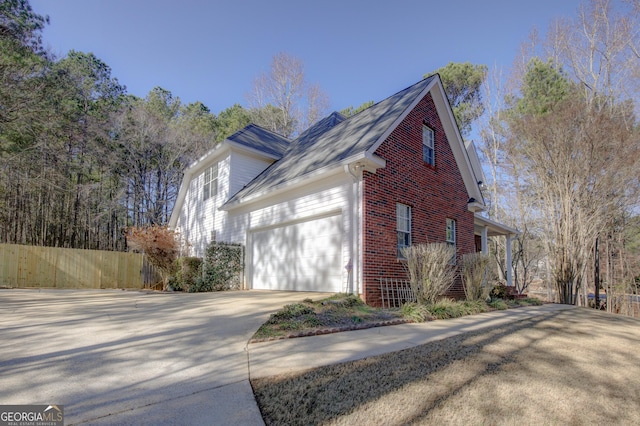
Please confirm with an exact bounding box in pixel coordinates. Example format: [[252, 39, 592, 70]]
[[423, 125, 435, 166], [203, 163, 218, 200], [397, 203, 411, 258], [446, 218, 456, 262]]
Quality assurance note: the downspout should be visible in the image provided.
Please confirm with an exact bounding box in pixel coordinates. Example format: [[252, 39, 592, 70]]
[[346, 163, 364, 296]]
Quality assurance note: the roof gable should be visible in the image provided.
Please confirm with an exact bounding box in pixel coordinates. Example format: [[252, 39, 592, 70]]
[[223, 76, 440, 207], [226, 124, 290, 159], [217, 75, 484, 210]]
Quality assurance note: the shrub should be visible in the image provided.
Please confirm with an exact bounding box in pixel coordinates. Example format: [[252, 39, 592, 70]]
[[491, 282, 509, 300], [401, 302, 433, 322], [488, 299, 508, 310], [268, 303, 315, 323], [192, 241, 243, 292], [321, 294, 363, 308], [169, 257, 202, 291], [426, 298, 466, 319], [127, 225, 181, 290], [461, 300, 489, 315], [517, 297, 544, 306], [461, 252, 492, 301], [402, 243, 457, 305]]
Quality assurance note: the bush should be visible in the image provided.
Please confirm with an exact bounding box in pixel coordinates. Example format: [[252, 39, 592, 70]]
[[402, 243, 457, 305], [461, 252, 492, 301], [491, 282, 509, 300], [127, 225, 182, 290], [267, 303, 315, 324], [461, 300, 489, 315], [191, 241, 243, 292], [169, 257, 202, 291], [401, 302, 434, 322], [321, 294, 363, 308], [488, 299, 509, 310], [427, 298, 466, 319]]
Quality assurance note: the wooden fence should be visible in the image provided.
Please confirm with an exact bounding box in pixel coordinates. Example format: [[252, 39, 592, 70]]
[[0, 244, 153, 289]]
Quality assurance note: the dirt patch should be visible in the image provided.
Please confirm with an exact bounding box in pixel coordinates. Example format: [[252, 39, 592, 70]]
[[252, 308, 640, 425]]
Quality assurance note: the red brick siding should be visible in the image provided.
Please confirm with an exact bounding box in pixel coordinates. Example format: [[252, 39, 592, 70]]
[[362, 93, 475, 306]]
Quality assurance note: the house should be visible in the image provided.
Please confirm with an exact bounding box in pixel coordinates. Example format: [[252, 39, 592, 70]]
[[169, 75, 516, 306]]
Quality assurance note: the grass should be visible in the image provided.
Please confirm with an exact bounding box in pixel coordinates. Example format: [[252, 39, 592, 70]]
[[251, 294, 405, 340], [252, 293, 543, 341], [252, 308, 640, 425]]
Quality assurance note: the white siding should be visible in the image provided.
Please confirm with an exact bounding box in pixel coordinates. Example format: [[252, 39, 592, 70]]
[[251, 214, 343, 292], [176, 150, 275, 257], [176, 155, 231, 256], [221, 172, 354, 291], [176, 152, 356, 292], [228, 151, 274, 196]]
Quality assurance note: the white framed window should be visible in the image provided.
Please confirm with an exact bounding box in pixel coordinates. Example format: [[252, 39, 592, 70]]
[[423, 125, 435, 166], [397, 203, 411, 258], [446, 218, 456, 262], [203, 163, 218, 201]]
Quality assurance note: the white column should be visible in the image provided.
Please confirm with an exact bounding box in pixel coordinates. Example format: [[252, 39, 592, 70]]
[[481, 226, 488, 254], [506, 233, 513, 287]]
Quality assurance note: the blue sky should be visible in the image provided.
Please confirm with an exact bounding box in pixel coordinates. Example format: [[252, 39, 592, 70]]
[[30, 0, 584, 115]]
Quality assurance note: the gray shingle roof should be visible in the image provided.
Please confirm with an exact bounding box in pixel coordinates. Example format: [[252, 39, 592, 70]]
[[223, 75, 437, 207], [226, 124, 290, 158]]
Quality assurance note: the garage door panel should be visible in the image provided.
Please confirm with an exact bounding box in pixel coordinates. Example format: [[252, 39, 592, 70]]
[[251, 215, 342, 292]]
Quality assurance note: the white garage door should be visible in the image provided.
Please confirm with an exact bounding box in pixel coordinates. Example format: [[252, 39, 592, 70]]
[[250, 214, 343, 292]]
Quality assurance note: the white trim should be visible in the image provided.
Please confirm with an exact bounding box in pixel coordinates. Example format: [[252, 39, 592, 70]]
[[246, 210, 343, 291], [365, 75, 484, 207], [429, 78, 485, 204], [248, 208, 342, 234], [169, 141, 232, 228], [506, 233, 513, 286], [169, 139, 283, 228], [422, 125, 435, 165], [396, 203, 412, 258], [481, 226, 488, 255], [465, 140, 487, 187], [368, 78, 438, 154], [473, 214, 519, 236], [221, 153, 385, 212], [226, 140, 282, 161]]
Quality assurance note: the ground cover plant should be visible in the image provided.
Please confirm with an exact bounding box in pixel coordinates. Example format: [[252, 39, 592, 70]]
[[252, 308, 640, 425], [252, 294, 405, 340], [252, 293, 543, 341]]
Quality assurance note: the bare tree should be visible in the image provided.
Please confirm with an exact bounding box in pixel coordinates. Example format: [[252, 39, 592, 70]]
[[480, 0, 640, 305], [247, 52, 329, 138], [506, 75, 639, 303], [545, 0, 640, 111]]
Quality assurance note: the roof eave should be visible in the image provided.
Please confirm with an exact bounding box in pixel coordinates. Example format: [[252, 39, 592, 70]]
[[227, 140, 282, 161], [474, 214, 520, 236], [220, 152, 385, 212], [169, 141, 231, 228]]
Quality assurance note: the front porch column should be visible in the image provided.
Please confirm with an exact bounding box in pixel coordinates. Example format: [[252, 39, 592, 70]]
[[481, 226, 488, 255], [506, 233, 513, 287]]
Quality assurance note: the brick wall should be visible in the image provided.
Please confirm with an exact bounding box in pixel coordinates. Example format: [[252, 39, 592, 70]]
[[362, 93, 475, 306]]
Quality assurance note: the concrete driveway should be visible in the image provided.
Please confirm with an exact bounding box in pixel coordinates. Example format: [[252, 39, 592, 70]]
[[0, 289, 318, 425]]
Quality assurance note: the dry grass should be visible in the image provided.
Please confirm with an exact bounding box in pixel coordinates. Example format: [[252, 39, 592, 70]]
[[252, 294, 404, 340], [252, 308, 640, 425]]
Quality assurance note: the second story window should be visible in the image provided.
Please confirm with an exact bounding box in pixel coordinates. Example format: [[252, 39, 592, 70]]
[[423, 125, 435, 166], [203, 163, 218, 201]]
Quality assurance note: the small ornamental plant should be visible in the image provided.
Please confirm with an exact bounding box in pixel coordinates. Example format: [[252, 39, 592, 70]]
[[402, 243, 457, 305]]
